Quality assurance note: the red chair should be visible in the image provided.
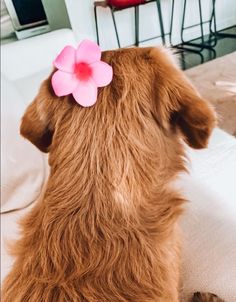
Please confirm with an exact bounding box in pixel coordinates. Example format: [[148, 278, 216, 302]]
[[94, 0, 166, 48], [107, 0, 146, 9]]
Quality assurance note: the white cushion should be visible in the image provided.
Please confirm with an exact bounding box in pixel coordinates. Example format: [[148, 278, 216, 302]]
[[179, 128, 236, 301], [0, 76, 47, 213], [14, 68, 51, 105], [1, 29, 77, 81]]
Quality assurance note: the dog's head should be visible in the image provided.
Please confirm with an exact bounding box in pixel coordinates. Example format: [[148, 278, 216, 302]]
[[21, 47, 216, 165]]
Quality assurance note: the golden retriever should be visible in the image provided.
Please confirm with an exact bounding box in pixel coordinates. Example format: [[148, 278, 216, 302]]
[[2, 46, 222, 302]]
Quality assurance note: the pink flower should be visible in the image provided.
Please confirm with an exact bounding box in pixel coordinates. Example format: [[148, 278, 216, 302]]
[[51, 40, 113, 107]]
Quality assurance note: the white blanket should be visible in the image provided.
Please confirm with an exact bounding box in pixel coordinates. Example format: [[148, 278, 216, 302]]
[[179, 128, 236, 301]]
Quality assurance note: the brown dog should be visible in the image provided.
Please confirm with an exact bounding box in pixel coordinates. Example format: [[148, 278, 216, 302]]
[[2, 47, 221, 301]]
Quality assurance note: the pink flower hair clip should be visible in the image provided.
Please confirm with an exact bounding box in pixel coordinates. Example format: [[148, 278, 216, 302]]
[[51, 40, 113, 107]]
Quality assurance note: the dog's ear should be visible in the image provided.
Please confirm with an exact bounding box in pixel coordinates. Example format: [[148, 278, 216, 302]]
[[168, 80, 216, 149], [150, 48, 216, 149], [20, 78, 58, 153]]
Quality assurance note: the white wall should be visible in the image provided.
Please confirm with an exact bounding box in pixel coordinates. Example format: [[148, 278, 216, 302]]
[[65, 0, 236, 50]]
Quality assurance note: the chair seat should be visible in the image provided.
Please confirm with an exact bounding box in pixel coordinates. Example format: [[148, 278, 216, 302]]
[[107, 0, 146, 9]]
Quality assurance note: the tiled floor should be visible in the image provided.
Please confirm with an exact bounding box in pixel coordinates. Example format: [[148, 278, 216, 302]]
[[177, 26, 236, 70]]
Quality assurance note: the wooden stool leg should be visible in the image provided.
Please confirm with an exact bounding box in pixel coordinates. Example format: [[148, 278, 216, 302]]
[[155, 0, 166, 45], [110, 8, 121, 48], [134, 6, 139, 46]]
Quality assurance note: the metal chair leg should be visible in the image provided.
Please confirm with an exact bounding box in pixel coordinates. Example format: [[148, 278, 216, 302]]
[[210, 0, 236, 39], [198, 0, 205, 45], [180, 0, 217, 52], [110, 8, 121, 48], [210, 0, 217, 35], [94, 5, 100, 45], [169, 0, 175, 46], [155, 0, 165, 45], [134, 6, 139, 46], [208, 0, 217, 47], [181, 0, 187, 45]]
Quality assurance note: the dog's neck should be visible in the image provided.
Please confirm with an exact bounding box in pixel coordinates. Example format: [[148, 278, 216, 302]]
[[45, 128, 184, 218]]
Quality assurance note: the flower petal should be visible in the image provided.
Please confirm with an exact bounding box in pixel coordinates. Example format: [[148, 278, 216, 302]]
[[54, 46, 76, 73], [90, 61, 113, 87], [72, 79, 97, 107], [76, 40, 101, 64], [51, 70, 78, 97]]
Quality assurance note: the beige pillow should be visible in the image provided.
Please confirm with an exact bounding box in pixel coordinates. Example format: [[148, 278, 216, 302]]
[[1, 75, 47, 213]]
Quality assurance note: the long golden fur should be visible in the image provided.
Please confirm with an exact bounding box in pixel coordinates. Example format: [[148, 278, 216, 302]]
[[2, 47, 221, 301]]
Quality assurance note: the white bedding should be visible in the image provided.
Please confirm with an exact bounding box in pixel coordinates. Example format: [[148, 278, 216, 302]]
[[179, 128, 236, 301]]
